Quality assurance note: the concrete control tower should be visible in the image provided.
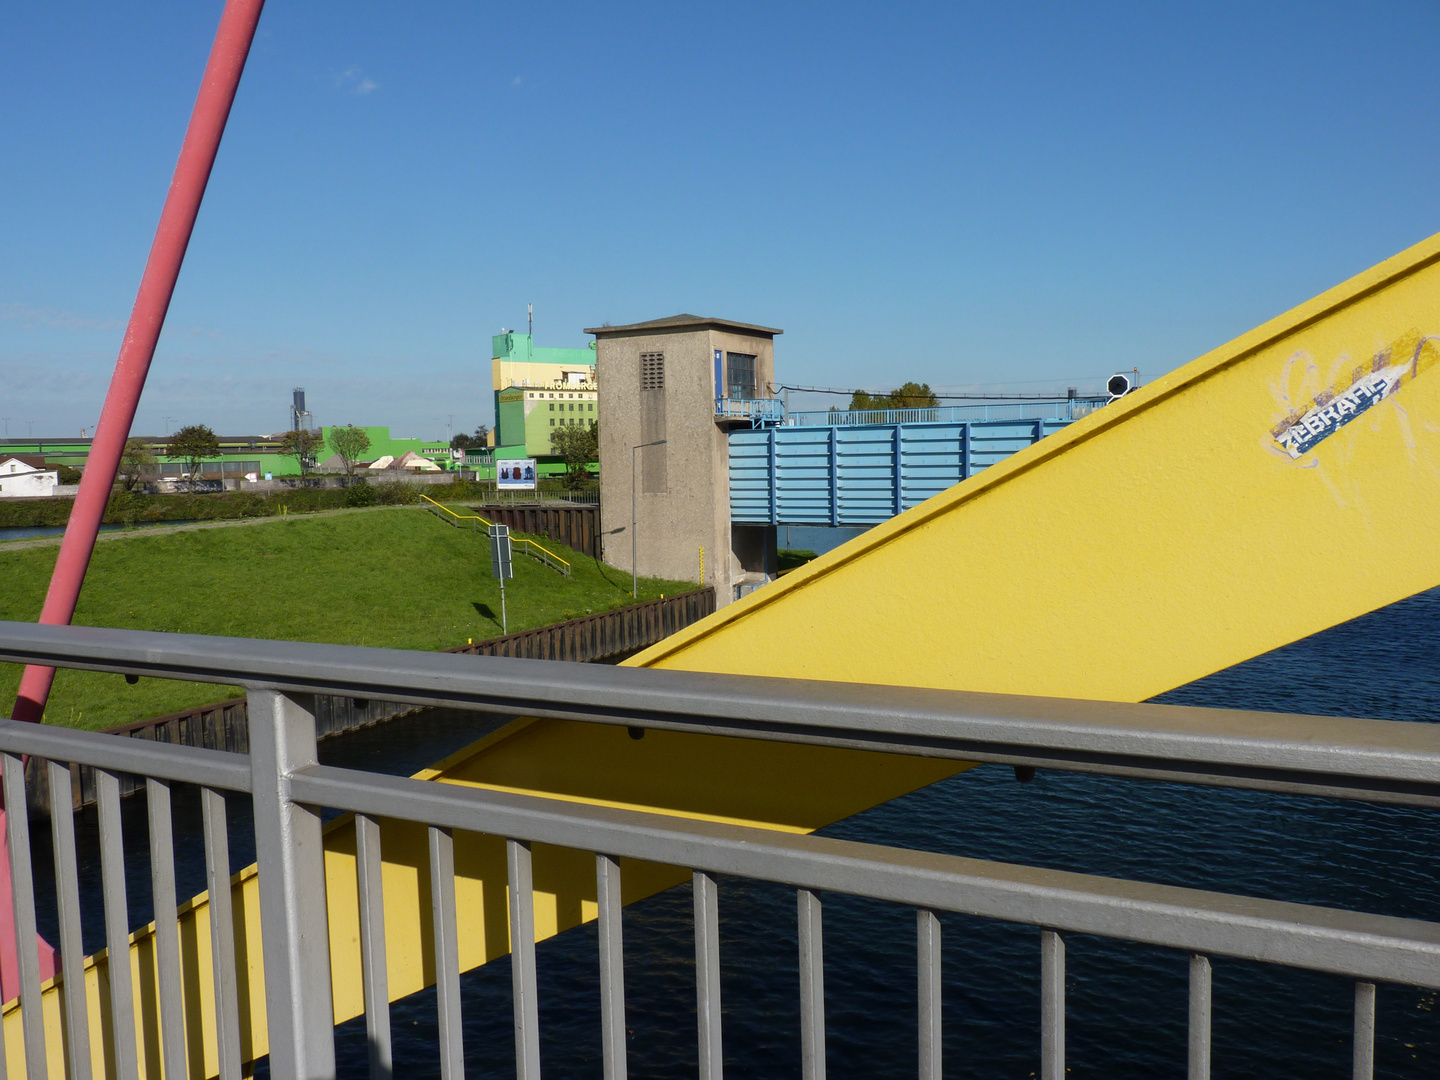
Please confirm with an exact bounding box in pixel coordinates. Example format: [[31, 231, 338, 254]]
[[590, 314, 781, 606]]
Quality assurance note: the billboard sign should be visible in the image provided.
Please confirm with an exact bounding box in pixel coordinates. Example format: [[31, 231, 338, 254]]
[[496, 458, 536, 490]]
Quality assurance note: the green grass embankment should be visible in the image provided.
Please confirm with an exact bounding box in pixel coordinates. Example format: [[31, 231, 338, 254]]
[[0, 507, 690, 730]]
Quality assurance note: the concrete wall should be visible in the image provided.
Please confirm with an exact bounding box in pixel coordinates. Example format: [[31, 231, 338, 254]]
[[596, 322, 777, 604], [0, 470, 58, 498]]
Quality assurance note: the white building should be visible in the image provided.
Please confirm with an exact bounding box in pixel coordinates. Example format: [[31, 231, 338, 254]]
[[0, 457, 60, 498]]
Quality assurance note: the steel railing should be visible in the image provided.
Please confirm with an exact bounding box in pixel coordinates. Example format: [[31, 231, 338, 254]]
[[785, 400, 1109, 426], [0, 620, 1437, 1080], [418, 494, 571, 575], [715, 397, 786, 426]]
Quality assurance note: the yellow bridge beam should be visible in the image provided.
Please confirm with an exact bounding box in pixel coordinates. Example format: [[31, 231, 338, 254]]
[[12, 231, 1440, 1076]]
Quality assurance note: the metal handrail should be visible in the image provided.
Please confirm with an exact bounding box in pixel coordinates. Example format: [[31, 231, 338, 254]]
[[0, 623, 1432, 1078], [0, 719, 1429, 989], [785, 400, 1109, 426], [716, 397, 786, 423], [2, 621, 1439, 806], [287, 762, 1440, 985], [417, 493, 571, 576]]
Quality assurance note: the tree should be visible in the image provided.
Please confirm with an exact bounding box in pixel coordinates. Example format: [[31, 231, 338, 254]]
[[886, 381, 939, 409], [330, 425, 371, 482], [848, 383, 939, 412], [119, 438, 156, 491], [450, 433, 477, 451], [167, 425, 219, 491], [277, 429, 323, 481], [450, 424, 489, 451], [550, 420, 598, 489]]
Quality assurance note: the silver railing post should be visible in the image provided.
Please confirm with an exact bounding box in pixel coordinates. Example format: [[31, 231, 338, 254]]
[[248, 688, 337, 1080], [1189, 954, 1212, 1080], [917, 909, 941, 1080], [694, 871, 724, 1080], [1040, 930, 1065, 1080], [797, 889, 826, 1080], [1353, 981, 1376, 1080]]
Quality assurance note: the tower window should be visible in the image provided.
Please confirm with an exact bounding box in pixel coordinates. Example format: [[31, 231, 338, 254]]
[[727, 352, 756, 399]]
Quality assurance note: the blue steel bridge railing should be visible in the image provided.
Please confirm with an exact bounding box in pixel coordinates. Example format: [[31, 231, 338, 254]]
[[0, 621, 1433, 1080], [716, 397, 787, 426], [713, 398, 1113, 431], [785, 398, 1108, 427], [731, 415, 1085, 527]]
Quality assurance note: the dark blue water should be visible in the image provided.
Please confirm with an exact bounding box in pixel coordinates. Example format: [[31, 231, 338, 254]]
[[351, 587, 1440, 1080], [0, 520, 198, 542], [36, 588, 1440, 1078]]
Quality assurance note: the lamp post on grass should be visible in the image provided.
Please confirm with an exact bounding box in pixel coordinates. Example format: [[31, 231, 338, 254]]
[[632, 439, 666, 597]]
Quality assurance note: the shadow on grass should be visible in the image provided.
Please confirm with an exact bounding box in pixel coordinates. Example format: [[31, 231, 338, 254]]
[[590, 549, 629, 592]]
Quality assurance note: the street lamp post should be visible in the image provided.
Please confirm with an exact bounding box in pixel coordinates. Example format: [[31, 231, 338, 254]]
[[632, 439, 667, 597]]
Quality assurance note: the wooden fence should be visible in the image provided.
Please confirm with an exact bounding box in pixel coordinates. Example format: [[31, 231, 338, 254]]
[[476, 503, 602, 558], [27, 587, 715, 814], [444, 586, 715, 662]]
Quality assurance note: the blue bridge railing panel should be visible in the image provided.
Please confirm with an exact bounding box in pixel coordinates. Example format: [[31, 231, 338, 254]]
[[731, 415, 1086, 526]]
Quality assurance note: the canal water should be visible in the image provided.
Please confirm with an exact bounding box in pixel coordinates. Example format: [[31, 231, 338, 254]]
[[31, 587, 1440, 1078], [0, 521, 197, 543]]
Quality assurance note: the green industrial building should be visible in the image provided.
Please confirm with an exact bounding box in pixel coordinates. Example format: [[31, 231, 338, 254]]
[[490, 332, 597, 463]]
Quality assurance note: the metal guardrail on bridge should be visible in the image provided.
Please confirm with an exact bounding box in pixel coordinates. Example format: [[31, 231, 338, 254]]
[[28, 590, 715, 815], [0, 622, 1434, 1079], [784, 399, 1107, 427]]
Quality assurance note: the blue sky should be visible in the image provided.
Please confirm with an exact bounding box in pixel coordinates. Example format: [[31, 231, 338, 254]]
[[3, 1, 1438, 439]]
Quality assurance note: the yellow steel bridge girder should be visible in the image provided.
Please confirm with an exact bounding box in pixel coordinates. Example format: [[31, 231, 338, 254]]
[[10, 231, 1440, 1076], [646, 232, 1440, 698]]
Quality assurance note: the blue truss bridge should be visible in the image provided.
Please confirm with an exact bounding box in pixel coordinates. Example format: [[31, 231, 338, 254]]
[[728, 398, 1110, 527]]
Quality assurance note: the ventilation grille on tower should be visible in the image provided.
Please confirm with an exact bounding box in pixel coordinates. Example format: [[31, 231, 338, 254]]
[[640, 352, 665, 391]]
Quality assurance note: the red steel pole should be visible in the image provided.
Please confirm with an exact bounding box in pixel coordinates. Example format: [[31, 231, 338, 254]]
[[11, 0, 266, 724]]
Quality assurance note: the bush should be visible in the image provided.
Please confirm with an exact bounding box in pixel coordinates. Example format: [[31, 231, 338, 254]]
[[423, 479, 488, 502], [345, 483, 378, 507], [0, 498, 72, 528], [370, 480, 420, 505], [0, 481, 456, 530]]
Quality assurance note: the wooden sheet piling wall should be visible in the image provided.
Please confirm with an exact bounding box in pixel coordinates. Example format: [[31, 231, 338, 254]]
[[475, 503, 602, 558], [444, 585, 715, 662]]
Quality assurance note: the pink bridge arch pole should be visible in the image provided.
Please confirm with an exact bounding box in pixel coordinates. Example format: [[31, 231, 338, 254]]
[[2, 0, 266, 1001]]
